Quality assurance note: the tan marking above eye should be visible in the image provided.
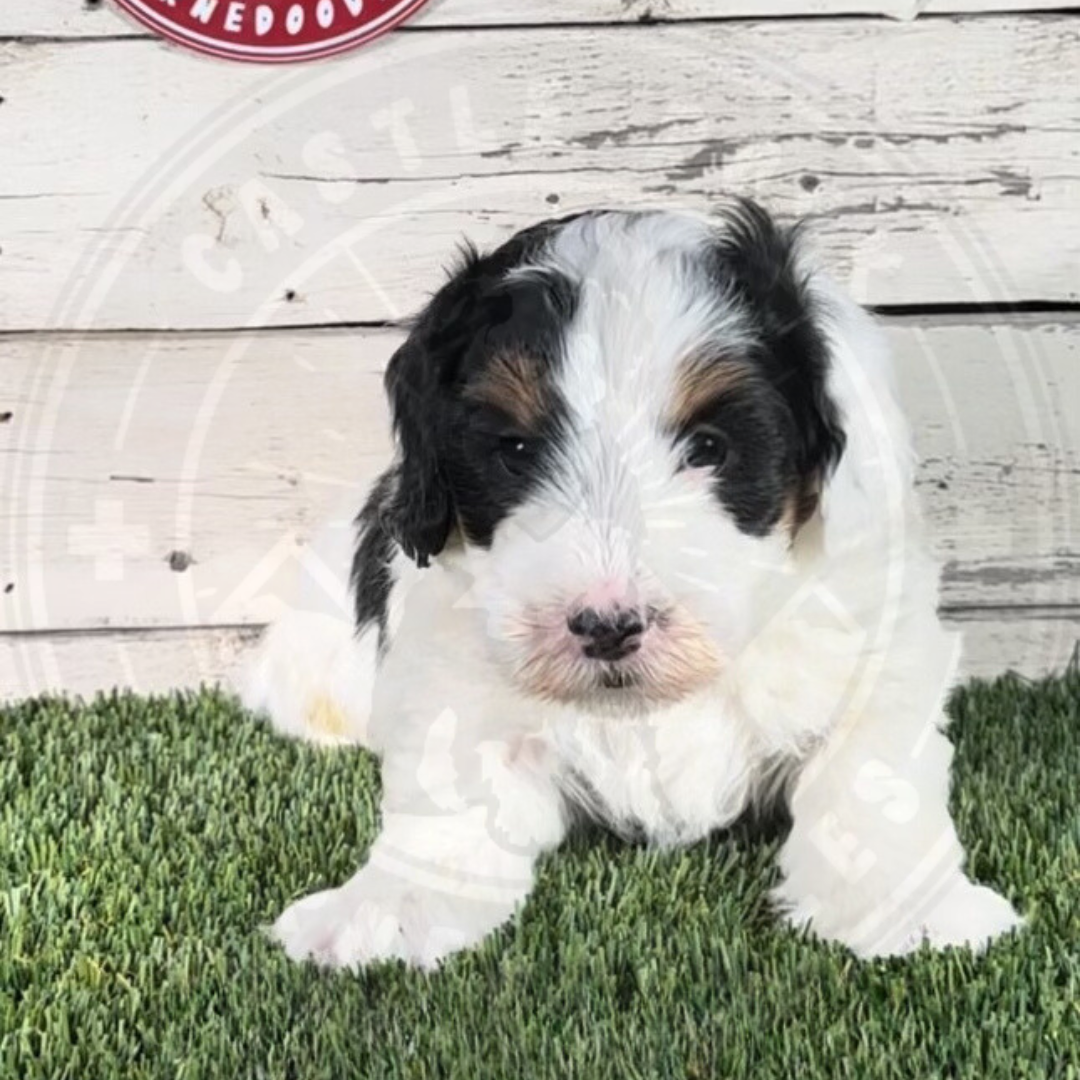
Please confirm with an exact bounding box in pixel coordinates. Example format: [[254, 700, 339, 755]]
[[782, 477, 822, 536], [668, 355, 753, 429], [464, 352, 548, 430]]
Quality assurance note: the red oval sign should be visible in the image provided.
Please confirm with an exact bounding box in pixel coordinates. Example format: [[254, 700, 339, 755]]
[[111, 0, 433, 63]]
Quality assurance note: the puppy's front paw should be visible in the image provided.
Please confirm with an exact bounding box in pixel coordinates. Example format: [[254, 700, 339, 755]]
[[775, 875, 1024, 958], [269, 882, 470, 971], [900, 879, 1024, 956]]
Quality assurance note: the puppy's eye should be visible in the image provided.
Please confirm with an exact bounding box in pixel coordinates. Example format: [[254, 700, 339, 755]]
[[683, 424, 731, 471], [497, 435, 539, 475]]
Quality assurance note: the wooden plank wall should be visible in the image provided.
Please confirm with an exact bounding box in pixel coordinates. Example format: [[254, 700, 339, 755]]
[[2, 1, 1078, 700]]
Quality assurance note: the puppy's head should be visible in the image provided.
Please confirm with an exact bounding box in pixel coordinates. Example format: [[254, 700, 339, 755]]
[[381, 202, 904, 711]]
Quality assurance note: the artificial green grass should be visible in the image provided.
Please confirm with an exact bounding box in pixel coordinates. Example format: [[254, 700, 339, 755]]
[[1, 671, 1078, 1080]]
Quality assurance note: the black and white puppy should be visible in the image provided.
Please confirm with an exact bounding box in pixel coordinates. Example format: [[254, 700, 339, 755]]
[[244, 202, 1022, 968]]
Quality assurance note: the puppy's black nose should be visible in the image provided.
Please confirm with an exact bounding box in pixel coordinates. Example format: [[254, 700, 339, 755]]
[[567, 607, 645, 661]]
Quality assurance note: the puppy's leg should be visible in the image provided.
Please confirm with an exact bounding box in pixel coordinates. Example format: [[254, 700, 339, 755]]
[[271, 726, 566, 970], [773, 634, 1023, 958]]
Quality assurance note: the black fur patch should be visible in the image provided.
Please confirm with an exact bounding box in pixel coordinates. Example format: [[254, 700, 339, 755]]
[[378, 219, 579, 565], [673, 370, 800, 536], [701, 198, 846, 534]]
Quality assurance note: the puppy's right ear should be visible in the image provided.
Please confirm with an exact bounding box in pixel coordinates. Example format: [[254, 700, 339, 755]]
[[380, 241, 504, 566], [381, 330, 454, 569]]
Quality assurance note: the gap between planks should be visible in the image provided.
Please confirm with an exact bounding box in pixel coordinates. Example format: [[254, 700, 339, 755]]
[[3, 304, 1080, 343]]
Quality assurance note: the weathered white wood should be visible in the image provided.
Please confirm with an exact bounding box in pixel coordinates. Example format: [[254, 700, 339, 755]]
[[0, 627, 260, 704], [3, 610, 1074, 705], [2, 18, 1078, 331], [8, 0, 1079, 38], [948, 609, 1080, 682], [2, 317, 1077, 635]]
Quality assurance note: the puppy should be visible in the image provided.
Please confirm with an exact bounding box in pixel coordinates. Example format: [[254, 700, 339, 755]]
[[243, 202, 1023, 969]]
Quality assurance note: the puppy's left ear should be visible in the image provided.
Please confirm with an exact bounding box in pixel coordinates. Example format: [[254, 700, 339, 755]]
[[715, 199, 916, 547], [380, 328, 454, 569], [712, 198, 847, 530]]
